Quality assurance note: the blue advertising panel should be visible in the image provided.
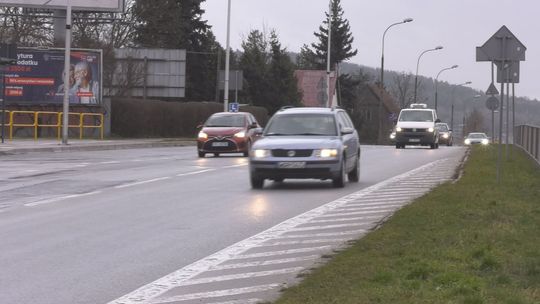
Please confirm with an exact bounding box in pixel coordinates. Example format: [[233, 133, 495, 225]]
[[4, 48, 102, 105]]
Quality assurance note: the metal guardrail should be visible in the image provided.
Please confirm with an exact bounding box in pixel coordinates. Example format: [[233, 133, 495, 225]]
[[514, 125, 540, 164], [5, 110, 104, 140]]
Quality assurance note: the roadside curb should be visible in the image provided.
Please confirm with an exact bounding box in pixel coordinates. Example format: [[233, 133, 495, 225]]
[[0, 140, 196, 155]]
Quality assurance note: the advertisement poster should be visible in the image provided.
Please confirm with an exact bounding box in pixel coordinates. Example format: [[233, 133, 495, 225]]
[[4, 48, 102, 105]]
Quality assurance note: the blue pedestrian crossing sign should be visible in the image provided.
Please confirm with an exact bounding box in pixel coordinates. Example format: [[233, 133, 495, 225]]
[[229, 103, 239, 112]]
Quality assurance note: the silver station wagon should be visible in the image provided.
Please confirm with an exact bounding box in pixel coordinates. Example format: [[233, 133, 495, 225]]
[[249, 107, 361, 189]]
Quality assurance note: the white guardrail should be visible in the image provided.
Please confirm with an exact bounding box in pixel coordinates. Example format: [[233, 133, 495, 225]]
[[514, 125, 540, 165]]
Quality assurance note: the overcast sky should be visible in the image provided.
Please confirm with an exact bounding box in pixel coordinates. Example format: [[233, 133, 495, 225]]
[[201, 0, 539, 101]]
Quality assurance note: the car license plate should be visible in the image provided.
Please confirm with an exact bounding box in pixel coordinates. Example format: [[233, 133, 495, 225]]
[[278, 161, 306, 169], [212, 142, 228, 147], [409, 138, 420, 142]]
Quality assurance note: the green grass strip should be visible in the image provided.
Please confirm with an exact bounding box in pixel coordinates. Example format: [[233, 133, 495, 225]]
[[275, 145, 540, 304]]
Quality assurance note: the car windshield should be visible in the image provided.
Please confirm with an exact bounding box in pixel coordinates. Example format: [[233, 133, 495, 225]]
[[264, 113, 337, 136], [436, 124, 449, 132], [468, 133, 487, 139], [205, 115, 245, 127], [399, 110, 433, 122]]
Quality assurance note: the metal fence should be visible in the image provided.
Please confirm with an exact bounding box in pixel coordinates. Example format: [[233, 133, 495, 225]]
[[514, 124, 540, 164]]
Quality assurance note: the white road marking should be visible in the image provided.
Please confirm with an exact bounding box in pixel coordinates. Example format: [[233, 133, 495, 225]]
[[204, 299, 263, 304], [291, 223, 371, 232], [221, 164, 248, 169], [100, 161, 120, 164], [321, 209, 394, 217], [148, 285, 278, 304], [176, 169, 216, 177], [308, 216, 382, 224], [279, 230, 367, 238], [114, 177, 172, 189], [175, 267, 303, 287], [255, 238, 351, 247], [24, 191, 103, 207], [231, 246, 334, 260], [210, 255, 320, 271], [335, 204, 403, 212], [108, 159, 455, 304]]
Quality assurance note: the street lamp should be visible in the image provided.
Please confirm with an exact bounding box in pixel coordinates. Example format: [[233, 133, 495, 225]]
[[378, 17, 413, 144], [380, 18, 413, 88], [223, 0, 232, 112], [414, 46, 443, 103], [450, 81, 472, 132], [434, 64, 458, 111]]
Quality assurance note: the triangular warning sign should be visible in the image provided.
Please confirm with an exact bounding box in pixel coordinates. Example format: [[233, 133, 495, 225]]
[[485, 83, 499, 95]]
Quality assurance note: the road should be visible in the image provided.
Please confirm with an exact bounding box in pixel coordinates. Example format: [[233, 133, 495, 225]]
[[0, 145, 466, 304]]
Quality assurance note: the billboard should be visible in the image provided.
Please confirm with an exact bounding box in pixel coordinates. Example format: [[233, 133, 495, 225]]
[[0, 0, 124, 12], [3, 48, 102, 105]]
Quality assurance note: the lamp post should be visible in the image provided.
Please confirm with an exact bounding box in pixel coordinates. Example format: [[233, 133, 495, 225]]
[[450, 81, 472, 134], [325, 0, 332, 108], [414, 46, 443, 103], [223, 0, 232, 112], [378, 18, 412, 144], [434, 65, 458, 111]]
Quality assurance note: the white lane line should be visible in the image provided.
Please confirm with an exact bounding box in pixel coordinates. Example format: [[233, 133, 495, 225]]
[[308, 216, 383, 224], [231, 246, 333, 260], [99, 161, 120, 164], [222, 164, 248, 169], [210, 255, 320, 271], [175, 267, 303, 287], [335, 205, 403, 212], [291, 223, 371, 232], [176, 169, 216, 177], [114, 177, 172, 189], [340, 201, 404, 206], [204, 299, 263, 304], [107, 159, 452, 304], [321, 209, 394, 217], [130, 159, 144, 162], [149, 285, 278, 304], [280, 230, 367, 238], [25, 191, 103, 207], [255, 238, 351, 247]]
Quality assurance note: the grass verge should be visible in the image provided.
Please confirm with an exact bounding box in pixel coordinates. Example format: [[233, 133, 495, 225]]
[[275, 145, 540, 304]]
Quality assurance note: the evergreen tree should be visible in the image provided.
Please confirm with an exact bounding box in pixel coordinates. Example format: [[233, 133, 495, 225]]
[[300, 0, 357, 69], [133, 0, 220, 101], [239, 29, 269, 108]]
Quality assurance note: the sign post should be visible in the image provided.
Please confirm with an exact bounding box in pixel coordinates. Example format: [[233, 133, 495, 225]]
[[476, 25, 526, 183], [0, 43, 17, 144]]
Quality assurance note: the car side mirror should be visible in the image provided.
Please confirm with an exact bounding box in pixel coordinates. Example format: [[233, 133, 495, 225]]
[[253, 128, 264, 135], [248, 122, 258, 129], [435, 118, 441, 123], [341, 127, 354, 135], [196, 124, 203, 129]]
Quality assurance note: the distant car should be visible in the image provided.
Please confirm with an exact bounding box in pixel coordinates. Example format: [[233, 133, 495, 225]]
[[435, 122, 453, 146], [197, 112, 262, 157], [394, 104, 440, 149], [249, 107, 361, 189], [464, 132, 490, 145]]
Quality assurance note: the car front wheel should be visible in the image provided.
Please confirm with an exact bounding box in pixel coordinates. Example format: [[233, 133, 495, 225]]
[[332, 159, 346, 188], [250, 174, 264, 189], [348, 154, 360, 182]]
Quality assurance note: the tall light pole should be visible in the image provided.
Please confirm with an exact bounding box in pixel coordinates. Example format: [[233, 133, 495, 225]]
[[450, 81, 471, 133], [378, 17, 413, 144], [414, 46, 443, 103], [434, 64, 458, 112], [223, 0, 232, 112], [325, 0, 332, 108], [380, 18, 413, 88]]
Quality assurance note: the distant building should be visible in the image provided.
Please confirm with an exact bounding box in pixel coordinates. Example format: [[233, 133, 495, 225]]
[[351, 84, 400, 144], [294, 70, 337, 107]]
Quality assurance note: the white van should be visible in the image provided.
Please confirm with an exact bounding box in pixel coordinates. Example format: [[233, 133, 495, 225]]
[[394, 104, 440, 149]]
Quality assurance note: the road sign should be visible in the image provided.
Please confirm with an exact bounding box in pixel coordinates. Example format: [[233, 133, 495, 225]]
[[495, 61, 520, 83], [486, 96, 499, 111], [476, 26, 526, 62], [229, 102, 239, 112], [485, 83, 499, 96]]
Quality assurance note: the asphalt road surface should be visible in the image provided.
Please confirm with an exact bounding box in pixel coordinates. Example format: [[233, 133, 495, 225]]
[[0, 145, 466, 304]]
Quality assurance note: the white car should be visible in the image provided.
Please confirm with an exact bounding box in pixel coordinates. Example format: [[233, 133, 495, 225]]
[[394, 104, 440, 149], [464, 132, 489, 145]]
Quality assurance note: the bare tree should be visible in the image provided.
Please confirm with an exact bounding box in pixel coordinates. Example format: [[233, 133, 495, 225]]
[[0, 7, 52, 46], [464, 108, 485, 135], [391, 72, 416, 109]]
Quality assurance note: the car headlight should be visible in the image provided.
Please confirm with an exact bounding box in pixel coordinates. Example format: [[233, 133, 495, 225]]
[[464, 139, 471, 145], [428, 127, 434, 133], [198, 131, 208, 139], [316, 149, 339, 158], [253, 149, 270, 158], [442, 133, 449, 139], [234, 131, 246, 138], [396, 127, 402, 132], [482, 139, 489, 145]]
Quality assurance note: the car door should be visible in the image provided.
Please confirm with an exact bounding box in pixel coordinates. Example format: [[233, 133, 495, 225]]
[[337, 111, 357, 171]]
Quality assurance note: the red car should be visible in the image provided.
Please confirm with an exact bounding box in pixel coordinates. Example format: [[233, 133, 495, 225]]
[[197, 112, 262, 157]]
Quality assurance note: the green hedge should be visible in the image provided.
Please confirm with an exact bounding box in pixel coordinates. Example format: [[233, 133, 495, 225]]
[[111, 98, 269, 138]]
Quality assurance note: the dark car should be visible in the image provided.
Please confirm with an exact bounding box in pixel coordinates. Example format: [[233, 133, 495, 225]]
[[197, 112, 262, 157], [249, 107, 361, 189], [435, 122, 453, 146]]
